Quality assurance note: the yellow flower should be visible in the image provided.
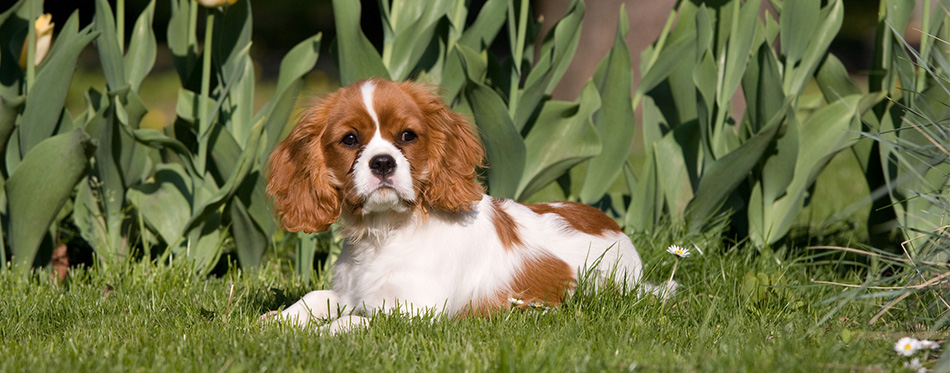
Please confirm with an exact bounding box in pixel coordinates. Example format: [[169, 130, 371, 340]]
[[19, 13, 54, 68], [197, 0, 238, 8]]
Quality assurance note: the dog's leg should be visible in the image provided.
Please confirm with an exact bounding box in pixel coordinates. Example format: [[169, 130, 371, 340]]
[[272, 290, 341, 327]]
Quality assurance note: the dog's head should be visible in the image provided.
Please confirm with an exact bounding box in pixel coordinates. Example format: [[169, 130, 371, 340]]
[[266, 79, 485, 233]]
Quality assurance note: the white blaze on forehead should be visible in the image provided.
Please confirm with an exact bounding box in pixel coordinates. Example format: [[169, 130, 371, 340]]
[[353, 80, 416, 212], [360, 81, 380, 132]]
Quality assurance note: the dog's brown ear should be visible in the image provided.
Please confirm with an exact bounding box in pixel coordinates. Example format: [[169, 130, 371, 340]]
[[266, 103, 341, 233], [410, 86, 485, 212]]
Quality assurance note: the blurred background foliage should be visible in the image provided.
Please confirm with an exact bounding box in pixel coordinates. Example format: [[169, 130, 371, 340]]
[[0, 0, 947, 293]]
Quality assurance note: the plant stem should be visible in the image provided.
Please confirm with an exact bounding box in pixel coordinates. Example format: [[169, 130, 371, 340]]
[[662, 258, 679, 306], [197, 9, 214, 175]]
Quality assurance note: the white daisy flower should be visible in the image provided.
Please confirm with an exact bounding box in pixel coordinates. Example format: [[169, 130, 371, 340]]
[[896, 337, 922, 356], [903, 357, 926, 373], [507, 297, 524, 306], [919, 340, 941, 350], [667, 245, 690, 258]]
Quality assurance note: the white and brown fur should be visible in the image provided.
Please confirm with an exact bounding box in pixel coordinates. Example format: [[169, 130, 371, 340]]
[[265, 78, 644, 333]]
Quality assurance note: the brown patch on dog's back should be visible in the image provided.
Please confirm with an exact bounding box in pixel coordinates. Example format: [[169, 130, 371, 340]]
[[491, 198, 523, 250], [527, 202, 621, 236]]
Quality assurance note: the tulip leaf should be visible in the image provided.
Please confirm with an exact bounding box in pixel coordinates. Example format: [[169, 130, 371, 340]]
[[127, 163, 192, 245], [382, 0, 454, 80], [167, 0, 197, 83], [124, 0, 156, 92], [514, 0, 583, 131], [8, 129, 95, 266], [259, 33, 321, 157], [518, 82, 601, 201], [332, 0, 390, 85], [214, 0, 252, 93], [229, 197, 267, 269], [685, 101, 789, 231], [18, 14, 97, 157], [465, 81, 524, 199], [93, 0, 126, 91], [579, 6, 634, 204]]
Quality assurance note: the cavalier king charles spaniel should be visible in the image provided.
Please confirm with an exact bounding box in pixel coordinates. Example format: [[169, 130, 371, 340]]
[[265, 78, 648, 333]]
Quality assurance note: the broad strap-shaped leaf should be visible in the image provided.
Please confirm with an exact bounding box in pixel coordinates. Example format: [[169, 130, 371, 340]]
[[167, 0, 198, 83], [579, 6, 634, 204], [214, 0, 252, 90], [258, 33, 321, 158], [742, 44, 786, 134], [625, 155, 661, 232], [332, 0, 390, 86], [685, 100, 790, 231], [229, 197, 267, 269], [18, 13, 97, 157], [124, 0, 156, 92], [517, 82, 601, 201], [93, 0, 126, 91], [750, 94, 870, 245], [127, 164, 193, 245], [465, 81, 524, 199], [381, 0, 455, 80], [783, 0, 843, 95], [8, 129, 95, 266], [654, 121, 701, 217], [514, 0, 584, 131]]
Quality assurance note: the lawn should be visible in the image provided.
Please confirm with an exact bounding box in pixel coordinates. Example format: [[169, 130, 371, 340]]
[[0, 225, 938, 372]]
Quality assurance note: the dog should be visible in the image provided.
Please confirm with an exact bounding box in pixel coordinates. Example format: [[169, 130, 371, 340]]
[[265, 78, 646, 333]]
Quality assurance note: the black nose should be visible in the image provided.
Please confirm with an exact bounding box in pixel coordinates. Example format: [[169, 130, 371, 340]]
[[369, 155, 396, 176]]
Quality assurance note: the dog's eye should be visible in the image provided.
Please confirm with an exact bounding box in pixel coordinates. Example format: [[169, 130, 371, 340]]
[[341, 133, 358, 146], [400, 130, 417, 143]]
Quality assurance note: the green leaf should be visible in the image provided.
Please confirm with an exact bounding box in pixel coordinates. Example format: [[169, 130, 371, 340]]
[[654, 122, 700, 217], [717, 0, 759, 111], [229, 197, 266, 268], [456, 0, 506, 49], [815, 53, 861, 103], [685, 101, 790, 231], [465, 82, 524, 199], [7, 129, 95, 266], [18, 14, 97, 156], [751, 94, 870, 245], [214, 0, 252, 90], [382, 0, 454, 80], [579, 6, 634, 204], [779, 0, 818, 68], [518, 82, 601, 201], [127, 164, 193, 245], [625, 155, 660, 232], [258, 33, 321, 157], [132, 128, 199, 177], [93, 0, 126, 91], [124, 0, 156, 92], [332, 0, 390, 86], [741, 44, 785, 134], [167, 0, 197, 82], [783, 0, 843, 95], [514, 0, 583, 130]]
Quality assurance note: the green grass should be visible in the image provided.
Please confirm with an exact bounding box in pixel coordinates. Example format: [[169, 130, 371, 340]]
[[0, 229, 939, 372]]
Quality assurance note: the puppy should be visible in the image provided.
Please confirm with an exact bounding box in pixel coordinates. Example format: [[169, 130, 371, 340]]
[[266, 78, 645, 333]]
